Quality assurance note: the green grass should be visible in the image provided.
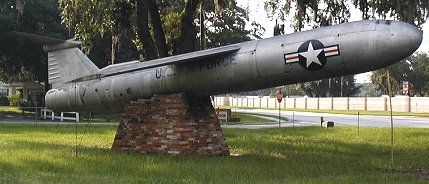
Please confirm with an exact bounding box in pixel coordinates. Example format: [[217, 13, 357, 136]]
[[233, 112, 289, 122], [0, 106, 121, 123], [0, 123, 428, 183], [0, 106, 34, 114], [221, 106, 429, 117], [79, 113, 122, 123], [225, 113, 275, 125], [0, 106, 20, 113]]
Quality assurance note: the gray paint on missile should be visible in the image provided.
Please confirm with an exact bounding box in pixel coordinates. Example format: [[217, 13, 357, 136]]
[[13, 20, 422, 113]]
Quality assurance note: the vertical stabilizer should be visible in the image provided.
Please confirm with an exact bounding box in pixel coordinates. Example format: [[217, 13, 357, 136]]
[[47, 48, 99, 86], [7, 32, 99, 87]]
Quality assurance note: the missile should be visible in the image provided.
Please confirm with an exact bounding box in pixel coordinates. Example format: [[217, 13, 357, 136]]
[[12, 20, 422, 113]]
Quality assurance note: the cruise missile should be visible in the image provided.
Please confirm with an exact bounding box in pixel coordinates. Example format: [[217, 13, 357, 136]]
[[12, 20, 423, 113]]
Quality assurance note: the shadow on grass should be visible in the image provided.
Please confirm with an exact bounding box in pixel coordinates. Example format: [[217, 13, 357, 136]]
[[0, 123, 116, 135], [0, 111, 36, 121], [1, 124, 428, 183], [226, 127, 429, 172]]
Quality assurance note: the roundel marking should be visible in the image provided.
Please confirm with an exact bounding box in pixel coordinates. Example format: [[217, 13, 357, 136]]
[[284, 40, 340, 71]]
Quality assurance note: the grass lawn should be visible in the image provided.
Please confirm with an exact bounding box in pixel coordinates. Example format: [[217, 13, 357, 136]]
[[0, 123, 428, 183], [0, 106, 34, 114], [220, 106, 429, 117], [233, 112, 289, 121], [224, 113, 275, 125], [0, 106, 20, 113]]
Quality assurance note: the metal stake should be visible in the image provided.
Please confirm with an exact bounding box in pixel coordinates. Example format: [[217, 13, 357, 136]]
[[292, 112, 295, 127], [278, 104, 281, 127], [387, 69, 394, 170], [358, 111, 360, 134]]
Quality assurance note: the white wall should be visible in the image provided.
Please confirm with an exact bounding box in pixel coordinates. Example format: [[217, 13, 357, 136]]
[[214, 96, 429, 113]]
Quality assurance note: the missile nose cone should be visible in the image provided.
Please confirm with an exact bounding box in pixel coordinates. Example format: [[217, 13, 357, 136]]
[[390, 21, 423, 58]]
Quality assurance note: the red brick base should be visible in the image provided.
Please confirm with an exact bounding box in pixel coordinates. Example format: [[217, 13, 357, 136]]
[[111, 93, 230, 156]]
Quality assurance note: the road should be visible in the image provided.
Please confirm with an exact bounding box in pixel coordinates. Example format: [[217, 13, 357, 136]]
[[1, 109, 428, 129], [223, 108, 429, 129]]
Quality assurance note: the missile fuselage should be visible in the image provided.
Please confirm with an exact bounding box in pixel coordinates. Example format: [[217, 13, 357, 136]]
[[45, 20, 423, 112]]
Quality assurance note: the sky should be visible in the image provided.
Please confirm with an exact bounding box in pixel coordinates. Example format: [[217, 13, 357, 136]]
[[236, 0, 428, 83]]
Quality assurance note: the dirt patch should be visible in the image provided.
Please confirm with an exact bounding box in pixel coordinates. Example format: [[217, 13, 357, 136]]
[[415, 168, 429, 179], [392, 168, 429, 179]]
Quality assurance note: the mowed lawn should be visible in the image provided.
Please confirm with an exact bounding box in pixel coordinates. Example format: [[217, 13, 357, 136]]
[[0, 123, 428, 183]]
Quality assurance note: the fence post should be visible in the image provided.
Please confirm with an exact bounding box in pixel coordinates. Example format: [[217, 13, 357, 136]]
[[406, 96, 410, 112], [76, 112, 80, 123], [304, 98, 307, 109], [284, 98, 286, 108], [384, 97, 388, 111], [60, 112, 64, 121], [347, 97, 350, 110], [364, 96, 368, 111], [51, 111, 54, 120], [266, 98, 269, 108], [275, 98, 277, 108]]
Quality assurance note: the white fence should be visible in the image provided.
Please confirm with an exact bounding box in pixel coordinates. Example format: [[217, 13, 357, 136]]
[[41, 108, 80, 122], [214, 96, 429, 113]]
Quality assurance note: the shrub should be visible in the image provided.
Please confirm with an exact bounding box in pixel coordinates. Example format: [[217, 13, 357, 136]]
[[8, 92, 22, 106]]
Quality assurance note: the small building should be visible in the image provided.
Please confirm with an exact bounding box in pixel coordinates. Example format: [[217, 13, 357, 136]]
[[0, 81, 45, 106]]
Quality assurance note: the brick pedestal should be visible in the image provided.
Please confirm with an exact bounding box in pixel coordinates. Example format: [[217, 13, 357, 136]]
[[111, 93, 229, 156]]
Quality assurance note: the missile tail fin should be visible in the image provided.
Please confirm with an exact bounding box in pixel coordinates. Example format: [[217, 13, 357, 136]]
[[47, 48, 99, 87], [7, 32, 99, 87]]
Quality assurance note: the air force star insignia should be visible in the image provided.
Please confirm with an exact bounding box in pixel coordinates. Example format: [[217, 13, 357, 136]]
[[284, 40, 340, 71]]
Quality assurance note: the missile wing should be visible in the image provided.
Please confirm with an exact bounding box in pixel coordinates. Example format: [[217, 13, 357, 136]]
[[10, 20, 423, 113]]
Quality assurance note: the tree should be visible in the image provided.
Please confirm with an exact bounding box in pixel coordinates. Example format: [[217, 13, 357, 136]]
[[370, 61, 410, 95], [205, 2, 264, 48], [264, 0, 350, 31], [408, 52, 429, 96], [327, 76, 360, 97], [0, 0, 69, 91], [351, 1, 429, 96], [1, 0, 261, 94], [263, 0, 429, 97], [356, 83, 382, 97], [59, 0, 137, 64], [58, 0, 254, 64], [264, 0, 357, 97], [352, 0, 429, 27], [265, 0, 429, 28]]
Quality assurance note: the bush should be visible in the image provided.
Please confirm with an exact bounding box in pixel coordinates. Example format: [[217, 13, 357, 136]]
[[8, 93, 22, 106], [7, 91, 34, 112], [0, 96, 9, 106]]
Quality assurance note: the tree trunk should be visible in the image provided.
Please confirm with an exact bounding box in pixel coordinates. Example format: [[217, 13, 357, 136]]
[[176, 0, 200, 54], [296, 0, 305, 32], [148, 0, 168, 58], [199, 1, 205, 50], [136, 0, 158, 60], [117, 28, 138, 62], [111, 35, 118, 65]]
